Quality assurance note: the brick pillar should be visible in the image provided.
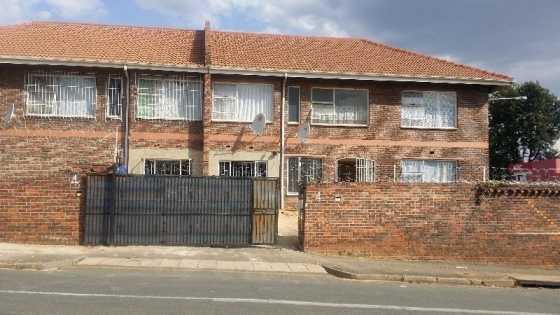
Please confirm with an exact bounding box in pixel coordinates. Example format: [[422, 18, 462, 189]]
[[202, 72, 212, 176]]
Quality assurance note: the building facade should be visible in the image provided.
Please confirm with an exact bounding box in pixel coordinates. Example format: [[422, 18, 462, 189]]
[[0, 22, 511, 243]]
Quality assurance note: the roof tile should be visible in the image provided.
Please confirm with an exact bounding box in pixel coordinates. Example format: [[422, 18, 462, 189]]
[[0, 21, 511, 83]]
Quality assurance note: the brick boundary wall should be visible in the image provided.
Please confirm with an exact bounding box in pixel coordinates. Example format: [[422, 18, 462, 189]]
[[300, 182, 560, 265]]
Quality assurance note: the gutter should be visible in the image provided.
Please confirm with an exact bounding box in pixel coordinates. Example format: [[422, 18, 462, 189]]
[[123, 65, 130, 172], [208, 68, 512, 86], [280, 73, 287, 209], [0, 56, 513, 86], [0, 56, 206, 73], [0, 56, 511, 86]]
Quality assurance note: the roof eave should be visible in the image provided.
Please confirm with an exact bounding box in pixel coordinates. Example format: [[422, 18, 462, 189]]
[[0, 56, 206, 73], [0, 55, 512, 86], [209, 66, 512, 86]]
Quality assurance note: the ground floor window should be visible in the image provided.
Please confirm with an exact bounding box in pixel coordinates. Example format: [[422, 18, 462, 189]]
[[287, 157, 323, 194], [144, 159, 191, 176], [337, 158, 375, 182], [400, 159, 456, 183], [219, 161, 267, 177]]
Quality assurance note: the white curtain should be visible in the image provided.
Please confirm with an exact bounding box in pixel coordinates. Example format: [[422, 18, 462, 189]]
[[137, 78, 201, 120], [401, 160, 423, 182], [213, 83, 273, 122], [401, 91, 456, 128], [401, 160, 456, 183], [335, 90, 368, 125], [26, 73, 96, 118], [422, 160, 456, 182], [401, 91, 424, 127], [237, 84, 273, 122]]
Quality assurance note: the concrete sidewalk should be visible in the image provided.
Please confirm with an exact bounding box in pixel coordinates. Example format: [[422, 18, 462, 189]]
[[321, 259, 560, 288], [2, 242, 560, 288], [76, 257, 325, 274]]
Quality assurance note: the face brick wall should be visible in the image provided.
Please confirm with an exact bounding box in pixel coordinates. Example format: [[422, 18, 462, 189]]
[[0, 64, 122, 244], [283, 79, 491, 209], [0, 62, 493, 244], [202, 74, 282, 176], [301, 182, 560, 265]]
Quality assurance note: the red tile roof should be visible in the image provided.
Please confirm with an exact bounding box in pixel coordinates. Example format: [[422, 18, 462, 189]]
[[0, 21, 511, 84], [209, 30, 512, 83], [0, 22, 205, 69]]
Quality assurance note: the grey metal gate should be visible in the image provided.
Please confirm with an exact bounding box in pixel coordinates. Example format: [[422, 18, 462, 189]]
[[84, 175, 265, 246]]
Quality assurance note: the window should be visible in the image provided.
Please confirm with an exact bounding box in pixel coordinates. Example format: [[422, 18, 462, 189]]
[[137, 76, 201, 120], [219, 161, 267, 177], [25, 72, 96, 118], [401, 91, 457, 128], [287, 86, 300, 123], [287, 157, 323, 194], [337, 158, 375, 182], [107, 77, 122, 118], [213, 83, 273, 122], [311, 88, 368, 125], [400, 160, 457, 183], [144, 159, 191, 176]]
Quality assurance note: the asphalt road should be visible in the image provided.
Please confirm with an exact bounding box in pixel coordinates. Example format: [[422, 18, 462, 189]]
[[0, 268, 559, 315]]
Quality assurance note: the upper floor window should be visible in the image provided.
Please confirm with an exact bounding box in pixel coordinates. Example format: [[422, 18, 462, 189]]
[[25, 72, 96, 118], [213, 83, 273, 122], [287, 86, 300, 123], [137, 76, 201, 120], [145, 159, 191, 176], [219, 161, 267, 177], [400, 159, 456, 183], [107, 77, 122, 119], [401, 91, 457, 129], [311, 88, 368, 125], [287, 157, 323, 194]]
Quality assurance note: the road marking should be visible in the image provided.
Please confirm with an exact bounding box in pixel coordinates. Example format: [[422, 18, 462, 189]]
[[0, 289, 555, 315]]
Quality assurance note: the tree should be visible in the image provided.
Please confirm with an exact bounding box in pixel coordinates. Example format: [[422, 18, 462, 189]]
[[489, 81, 560, 169]]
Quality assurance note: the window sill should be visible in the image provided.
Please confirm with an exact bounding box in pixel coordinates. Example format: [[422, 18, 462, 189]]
[[136, 117, 201, 122], [212, 119, 273, 124], [286, 192, 299, 196], [311, 123, 369, 128], [287, 122, 299, 125], [25, 114, 96, 120], [400, 126, 458, 131]]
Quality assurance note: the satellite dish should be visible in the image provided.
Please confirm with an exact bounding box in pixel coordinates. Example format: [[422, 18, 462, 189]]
[[2, 104, 15, 126], [297, 121, 310, 144], [250, 113, 266, 136]]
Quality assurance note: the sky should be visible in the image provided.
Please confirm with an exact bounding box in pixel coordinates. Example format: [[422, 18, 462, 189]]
[[1, 0, 559, 95]]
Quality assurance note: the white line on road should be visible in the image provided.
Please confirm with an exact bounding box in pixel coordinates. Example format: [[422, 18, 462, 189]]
[[0, 289, 556, 315]]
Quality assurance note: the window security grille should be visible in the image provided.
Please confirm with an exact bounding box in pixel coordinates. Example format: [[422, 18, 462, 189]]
[[287, 157, 322, 194], [336, 158, 375, 182], [25, 72, 96, 118], [144, 159, 191, 176], [137, 76, 201, 120], [107, 77, 122, 118], [219, 161, 267, 177]]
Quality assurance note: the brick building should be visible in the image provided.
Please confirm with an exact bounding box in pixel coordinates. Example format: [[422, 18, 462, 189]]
[[0, 22, 511, 243]]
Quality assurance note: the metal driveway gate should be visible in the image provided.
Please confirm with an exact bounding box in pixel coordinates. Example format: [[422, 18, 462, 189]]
[[83, 175, 278, 246]]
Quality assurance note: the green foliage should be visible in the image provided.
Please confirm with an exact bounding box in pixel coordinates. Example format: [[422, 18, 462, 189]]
[[489, 82, 560, 169]]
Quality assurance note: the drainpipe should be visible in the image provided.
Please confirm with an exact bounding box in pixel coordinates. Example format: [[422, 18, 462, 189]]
[[280, 72, 287, 210], [123, 65, 130, 173]]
